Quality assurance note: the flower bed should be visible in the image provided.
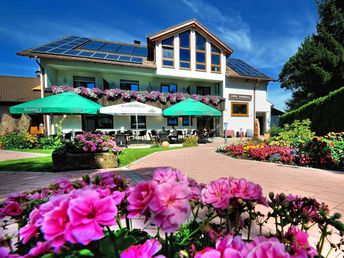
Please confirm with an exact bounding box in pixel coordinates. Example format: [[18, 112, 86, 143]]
[[0, 168, 343, 257], [52, 132, 122, 171], [51, 86, 222, 106]]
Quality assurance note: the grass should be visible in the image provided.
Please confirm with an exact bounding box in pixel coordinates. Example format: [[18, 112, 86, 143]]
[[9, 149, 54, 154], [0, 147, 183, 172]]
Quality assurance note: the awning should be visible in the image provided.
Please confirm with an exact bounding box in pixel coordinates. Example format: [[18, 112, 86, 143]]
[[163, 98, 221, 116], [9, 92, 102, 115], [100, 101, 162, 116]]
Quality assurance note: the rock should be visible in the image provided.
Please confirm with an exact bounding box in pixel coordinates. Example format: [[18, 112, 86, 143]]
[[161, 141, 169, 148], [52, 149, 119, 171], [254, 118, 260, 138], [0, 114, 19, 135], [18, 114, 31, 133]]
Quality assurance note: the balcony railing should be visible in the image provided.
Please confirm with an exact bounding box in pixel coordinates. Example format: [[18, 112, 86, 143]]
[[51, 86, 225, 111]]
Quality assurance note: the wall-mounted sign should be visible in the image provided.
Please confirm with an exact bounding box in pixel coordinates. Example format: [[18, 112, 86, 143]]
[[228, 94, 252, 101]]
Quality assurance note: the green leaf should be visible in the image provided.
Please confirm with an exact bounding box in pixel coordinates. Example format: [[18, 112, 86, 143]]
[[78, 249, 94, 257]]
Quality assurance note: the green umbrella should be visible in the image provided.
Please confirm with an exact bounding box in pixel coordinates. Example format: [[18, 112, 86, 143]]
[[163, 98, 221, 116], [10, 92, 102, 115]]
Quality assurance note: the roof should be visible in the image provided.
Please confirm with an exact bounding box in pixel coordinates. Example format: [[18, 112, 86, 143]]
[[271, 107, 285, 116], [226, 58, 274, 81], [17, 36, 155, 69], [0, 75, 41, 102], [147, 19, 233, 57]]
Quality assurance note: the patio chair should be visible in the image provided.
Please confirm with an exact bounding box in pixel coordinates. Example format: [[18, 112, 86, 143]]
[[138, 130, 147, 140], [64, 132, 72, 141], [177, 130, 184, 142], [159, 132, 169, 143], [108, 131, 116, 136], [150, 130, 159, 142], [116, 133, 128, 147]]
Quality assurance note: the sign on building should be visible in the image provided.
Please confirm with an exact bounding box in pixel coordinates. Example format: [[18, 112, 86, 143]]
[[228, 94, 252, 101]]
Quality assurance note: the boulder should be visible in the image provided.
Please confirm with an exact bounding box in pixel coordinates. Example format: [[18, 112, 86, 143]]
[[18, 114, 31, 133], [0, 114, 19, 135]]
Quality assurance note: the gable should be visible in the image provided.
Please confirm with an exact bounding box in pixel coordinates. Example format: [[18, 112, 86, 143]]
[[147, 19, 233, 59]]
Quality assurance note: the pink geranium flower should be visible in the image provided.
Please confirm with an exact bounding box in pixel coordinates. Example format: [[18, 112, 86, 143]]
[[194, 247, 221, 258], [152, 167, 188, 185], [41, 195, 70, 249], [201, 178, 232, 209], [127, 181, 155, 218], [3, 201, 22, 216], [19, 208, 41, 244], [24, 241, 51, 258], [287, 227, 317, 258], [120, 239, 165, 258], [149, 181, 191, 232], [65, 189, 118, 245], [244, 237, 290, 258]]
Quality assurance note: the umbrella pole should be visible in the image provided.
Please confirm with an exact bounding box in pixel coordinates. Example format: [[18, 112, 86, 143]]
[[136, 113, 138, 143]]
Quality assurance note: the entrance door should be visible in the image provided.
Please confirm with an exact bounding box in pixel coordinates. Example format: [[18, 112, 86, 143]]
[[197, 117, 214, 131], [256, 113, 265, 135]]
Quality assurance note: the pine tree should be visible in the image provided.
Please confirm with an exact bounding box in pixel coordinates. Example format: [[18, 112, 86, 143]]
[[279, 0, 344, 110]]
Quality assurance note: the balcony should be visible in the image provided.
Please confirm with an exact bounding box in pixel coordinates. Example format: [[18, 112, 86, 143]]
[[50, 86, 225, 111]]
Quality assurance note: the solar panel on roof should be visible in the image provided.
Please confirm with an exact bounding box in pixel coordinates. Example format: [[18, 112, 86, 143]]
[[130, 57, 143, 63], [92, 53, 107, 58], [118, 55, 131, 62], [80, 41, 106, 51], [116, 45, 135, 55], [77, 51, 95, 57], [47, 48, 68, 54], [227, 58, 267, 78], [132, 47, 148, 57], [105, 54, 120, 60], [99, 43, 121, 53], [64, 50, 82, 56]]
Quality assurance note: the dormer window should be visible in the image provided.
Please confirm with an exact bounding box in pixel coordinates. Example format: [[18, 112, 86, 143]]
[[211, 44, 221, 73], [162, 37, 174, 68], [179, 31, 190, 69], [195, 32, 206, 71]]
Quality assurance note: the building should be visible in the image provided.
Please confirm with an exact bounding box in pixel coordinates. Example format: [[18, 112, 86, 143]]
[[17, 19, 273, 135], [0, 75, 41, 120], [270, 107, 285, 128]]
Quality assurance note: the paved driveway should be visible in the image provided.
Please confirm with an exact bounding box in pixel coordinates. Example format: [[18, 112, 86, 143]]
[[128, 142, 344, 216], [0, 150, 49, 161]]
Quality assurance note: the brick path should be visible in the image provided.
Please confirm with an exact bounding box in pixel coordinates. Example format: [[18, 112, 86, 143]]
[[128, 141, 344, 216]]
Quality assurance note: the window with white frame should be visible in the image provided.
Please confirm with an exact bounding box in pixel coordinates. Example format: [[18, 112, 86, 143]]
[[211, 44, 221, 73], [195, 32, 206, 71], [162, 37, 174, 68], [179, 30, 190, 69]]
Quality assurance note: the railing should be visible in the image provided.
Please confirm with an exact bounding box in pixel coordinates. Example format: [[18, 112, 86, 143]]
[[51, 86, 225, 110]]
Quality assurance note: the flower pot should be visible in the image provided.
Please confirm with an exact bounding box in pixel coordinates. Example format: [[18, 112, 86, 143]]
[[52, 150, 118, 171]]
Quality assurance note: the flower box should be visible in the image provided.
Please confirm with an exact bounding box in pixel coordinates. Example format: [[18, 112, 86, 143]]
[[52, 150, 118, 171]]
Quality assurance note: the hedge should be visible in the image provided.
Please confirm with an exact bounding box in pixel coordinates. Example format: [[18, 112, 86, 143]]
[[280, 86, 344, 135]]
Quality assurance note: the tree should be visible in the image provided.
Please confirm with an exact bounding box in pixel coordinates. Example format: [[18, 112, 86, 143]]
[[279, 0, 344, 110]]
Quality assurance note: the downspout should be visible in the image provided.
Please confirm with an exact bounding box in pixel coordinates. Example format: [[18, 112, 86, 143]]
[[253, 79, 260, 138]]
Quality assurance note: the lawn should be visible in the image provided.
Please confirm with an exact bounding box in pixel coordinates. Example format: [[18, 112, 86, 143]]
[[10, 149, 54, 154], [0, 147, 183, 172]]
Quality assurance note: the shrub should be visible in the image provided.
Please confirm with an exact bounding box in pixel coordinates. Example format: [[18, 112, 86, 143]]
[[0, 168, 343, 257], [268, 119, 315, 148], [1, 132, 38, 149], [63, 132, 121, 154], [269, 125, 281, 137], [280, 86, 344, 135], [182, 135, 198, 147], [323, 132, 344, 167], [296, 138, 336, 168]]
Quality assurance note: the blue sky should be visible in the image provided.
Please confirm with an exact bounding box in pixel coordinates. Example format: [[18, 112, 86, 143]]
[[0, 0, 318, 110]]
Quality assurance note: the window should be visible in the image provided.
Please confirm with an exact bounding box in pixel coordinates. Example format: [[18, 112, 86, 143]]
[[167, 117, 178, 126], [196, 32, 206, 71], [211, 44, 221, 73], [161, 83, 177, 93], [162, 37, 174, 67], [103, 79, 109, 90], [73, 76, 95, 88], [179, 31, 190, 69], [120, 80, 139, 91], [97, 115, 113, 129], [196, 86, 211, 95], [231, 102, 249, 117], [131, 116, 146, 129], [82, 114, 113, 131], [182, 116, 192, 126]]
